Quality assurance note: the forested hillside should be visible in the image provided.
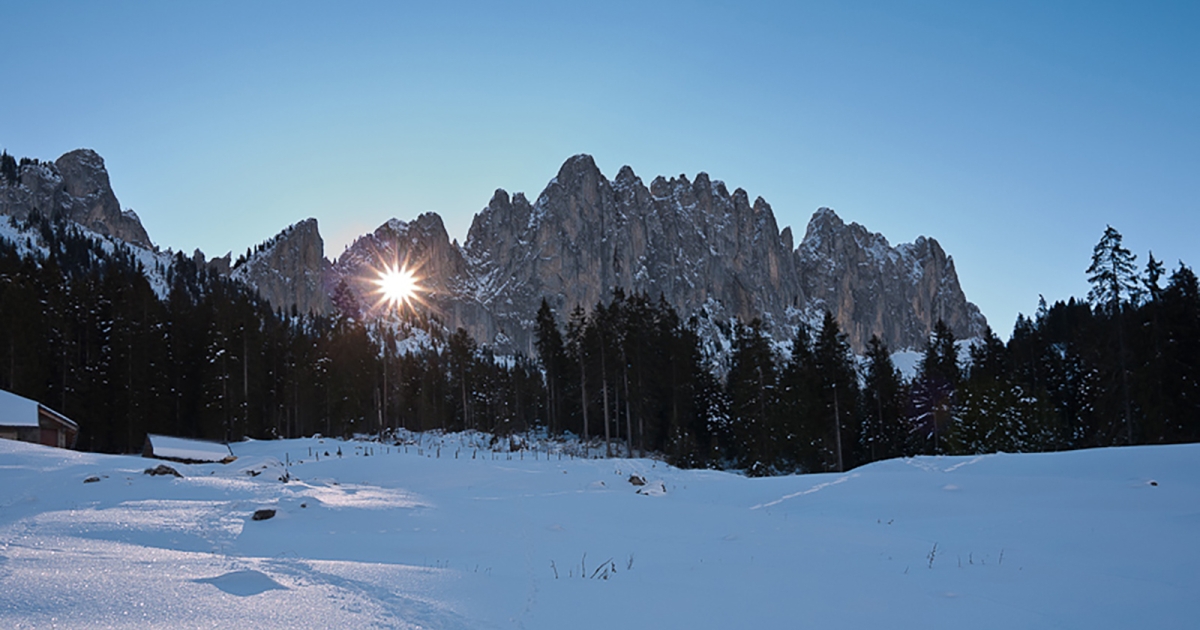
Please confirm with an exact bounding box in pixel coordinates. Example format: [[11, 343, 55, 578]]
[[0, 214, 1196, 474], [0, 212, 542, 452]]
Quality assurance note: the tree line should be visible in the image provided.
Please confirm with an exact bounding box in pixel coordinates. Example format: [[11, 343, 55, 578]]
[[1, 214, 1197, 474], [0, 212, 544, 453], [530, 225, 1200, 474]]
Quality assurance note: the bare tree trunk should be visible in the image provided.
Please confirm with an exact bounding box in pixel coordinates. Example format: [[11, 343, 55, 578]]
[[243, 329, 249, 435], [833, 383, 843, 473], [624, 360, 633, 458], [461, 369, 470, 431], [601, 341, 611, 458], [222, 350, 229, 443], [874, 386, 883, 462], [382, 331, 388, 435], [1118, 304, 1133, 444], [580, 349, 589, 449]]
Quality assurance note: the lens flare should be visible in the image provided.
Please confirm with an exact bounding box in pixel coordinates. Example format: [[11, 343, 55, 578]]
[[374, 265, 420, 309]]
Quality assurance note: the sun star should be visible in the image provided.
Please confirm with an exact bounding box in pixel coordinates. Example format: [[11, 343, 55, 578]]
[[374, 265, 420, 309]]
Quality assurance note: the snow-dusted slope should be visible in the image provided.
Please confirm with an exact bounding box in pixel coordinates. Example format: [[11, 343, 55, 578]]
[[0, 215, 175, 299], [0, 437, 1196, 628]]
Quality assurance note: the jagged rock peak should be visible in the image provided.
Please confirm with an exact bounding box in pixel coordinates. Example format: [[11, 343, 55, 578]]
[[459, 153, 803, 353], [335, 212, 469, 303], [0, 148, 152, 248], [614, 165, 640, 186], [555, 153, 603, 182], [795, 206, 986, 350], [232, 218, 331, 316], [800, 207, 892, 259], [373, 212, 451, 243]]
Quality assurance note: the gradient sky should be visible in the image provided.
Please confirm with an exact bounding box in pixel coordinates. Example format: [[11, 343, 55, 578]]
[[3, 1, 1197, 337]]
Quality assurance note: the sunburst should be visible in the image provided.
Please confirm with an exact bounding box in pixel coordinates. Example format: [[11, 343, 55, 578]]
[[373, 264, 421, 310]]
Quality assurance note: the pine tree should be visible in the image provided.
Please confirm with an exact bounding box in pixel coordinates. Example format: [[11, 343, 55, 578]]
[[910, 320, 959, 454], [566, 305, 590, 444], [726, 319, 778, 474], [860, 334, 905, 462], [1085, 225, 1137, 443], [1087, 225, 1139, 314], [534, 299, 567, 436], [1160, 264, 1200, 442], [1144, 252, 1165, 303], [0, 150, 18, 185], [777, 322, 819, 470], [813, 312, 857, 471], [447, 328, 478, 432]]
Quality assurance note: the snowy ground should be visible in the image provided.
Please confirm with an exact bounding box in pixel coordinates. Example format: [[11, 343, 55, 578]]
[[1, 435, 1197, 629]]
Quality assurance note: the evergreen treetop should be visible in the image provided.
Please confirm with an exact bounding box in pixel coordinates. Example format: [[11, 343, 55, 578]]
[[1086, 225, 1138, 315]]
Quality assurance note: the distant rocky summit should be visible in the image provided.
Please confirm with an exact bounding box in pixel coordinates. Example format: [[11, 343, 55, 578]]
[[797, 207, 985, 351], [231, 218, 332, 317], [0, 149, 151, 247]]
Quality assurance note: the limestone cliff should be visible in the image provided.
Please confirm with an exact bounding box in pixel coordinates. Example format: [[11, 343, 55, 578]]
[[0, 149, 152, 247], [459, 155, 806, 353], [796, 208, 986, 351], [231, 219, 332, 316]]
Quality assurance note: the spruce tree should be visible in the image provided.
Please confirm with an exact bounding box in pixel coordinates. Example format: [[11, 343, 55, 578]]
[[1087, 225, 1139, 313], [726, 319, 778, 474], [861, 334, 904, 462], [1085, 225, 1137, 443], [533, 299, 567, 435], [1161, 264, 1200, 441], [778, 322, 818, 470], [811, 313, 853, 470], [910, 320, 959, 454], [566, 305, 590, 444]]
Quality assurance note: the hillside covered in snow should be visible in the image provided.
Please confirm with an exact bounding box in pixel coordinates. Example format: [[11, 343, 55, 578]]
[[0, 436, 1195, 628]]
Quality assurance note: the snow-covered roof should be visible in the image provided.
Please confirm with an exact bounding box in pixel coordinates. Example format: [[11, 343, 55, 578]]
[[0, 389, 41, 427], [146, 434, 233, 463]]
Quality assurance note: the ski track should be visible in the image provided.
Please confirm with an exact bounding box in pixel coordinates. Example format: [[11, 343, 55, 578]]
[[750, 472, 859, 510]]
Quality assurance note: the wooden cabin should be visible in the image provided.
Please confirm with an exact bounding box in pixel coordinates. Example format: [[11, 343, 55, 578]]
[[0, 388, 79, 449], [143, 434, 236, 464]]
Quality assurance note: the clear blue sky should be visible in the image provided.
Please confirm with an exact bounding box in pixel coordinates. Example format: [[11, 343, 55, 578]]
[[3, 1, 1197, 336]]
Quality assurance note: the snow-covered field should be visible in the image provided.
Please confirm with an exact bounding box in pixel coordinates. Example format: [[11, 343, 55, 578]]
[[1, 435, 1197, 629]]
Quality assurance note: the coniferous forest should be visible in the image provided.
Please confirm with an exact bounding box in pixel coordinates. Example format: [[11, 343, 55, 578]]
[[1, 212, 1197, 474]]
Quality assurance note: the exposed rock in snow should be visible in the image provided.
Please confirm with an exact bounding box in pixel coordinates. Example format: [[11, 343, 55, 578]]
[[0, 149, 152, 247], [144, 464, 183, 478]]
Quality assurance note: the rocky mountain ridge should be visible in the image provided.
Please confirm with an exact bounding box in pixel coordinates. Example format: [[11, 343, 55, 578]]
[[0, 148, 987, 355], [324, 154, 986, 353], [231, 218, 332, 316]]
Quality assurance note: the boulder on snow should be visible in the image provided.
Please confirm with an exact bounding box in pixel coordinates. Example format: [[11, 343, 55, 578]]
[[636, 481, 667, 497], [143, 464, 182, 478], [628, 474, 646, 486], [83, 476, 101, 483], [251, 509, 276, 521]]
